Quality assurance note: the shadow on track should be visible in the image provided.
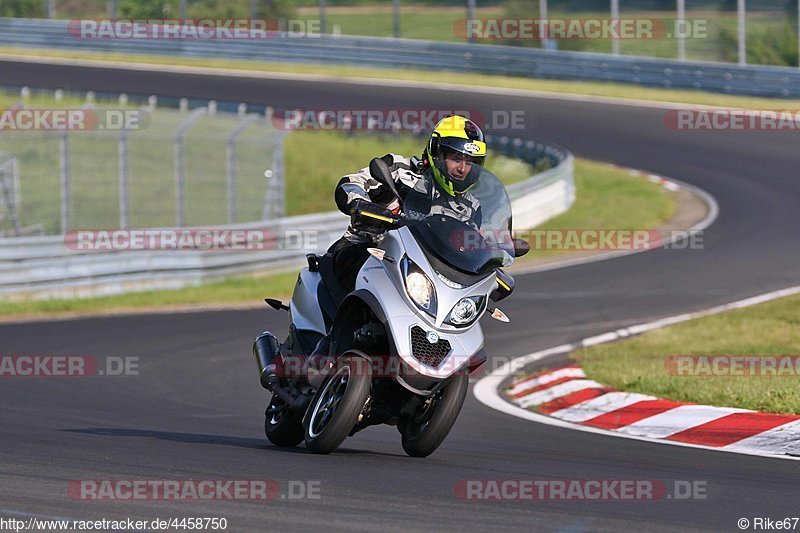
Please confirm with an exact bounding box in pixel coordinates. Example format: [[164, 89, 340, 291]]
[[61, 428, 407, 457]]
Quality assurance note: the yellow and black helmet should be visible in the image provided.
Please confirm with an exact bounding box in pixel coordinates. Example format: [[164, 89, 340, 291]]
[[425, 115, 487, 196]]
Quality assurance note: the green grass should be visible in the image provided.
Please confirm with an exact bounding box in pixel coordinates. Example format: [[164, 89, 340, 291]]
[[573, 293, 800, 414], [295, 6, 504, 41], [0, 101, 276, 234], [0, 108, 533, 233], [3, 47, 800, 111], [4, 2, 796, 64], [0, 155, 674, 320], [521, 159, 675, 261], [0, 271, 299, 317], [284, 130, 533, 216], [291, 5, 797, 66], [499, 9, 792, 64]]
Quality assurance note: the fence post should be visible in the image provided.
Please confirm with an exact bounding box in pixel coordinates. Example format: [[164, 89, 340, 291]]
[[226, 114, 260, 225], [393, 0, 400, 38], [539, 0, 551, 50], [0, 157, 22, 236], [611, 0, 620, 56], [677, 0, 686, 62], [273, 132, 286, 219], [467, 0, 476, 43], [174, 107, 207, 227], [263, 132, 287, 220], [119, 129, 129, 229], [60, 132, 71, 234], [12, 157, 20, 208], [737, 0, 746, 66]]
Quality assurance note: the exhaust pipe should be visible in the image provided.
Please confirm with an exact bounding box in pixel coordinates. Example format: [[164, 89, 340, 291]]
[[253, 332, 309, 412], [253, 332, 287, 389]]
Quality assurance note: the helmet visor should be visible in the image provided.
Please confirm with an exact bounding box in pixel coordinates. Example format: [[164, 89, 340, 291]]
[[434, 145, 485, 194]]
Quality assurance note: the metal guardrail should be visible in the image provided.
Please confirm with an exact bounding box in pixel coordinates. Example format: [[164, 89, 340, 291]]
[[1, 18, 799, 98], [0, 138, 575, 300], [0, 212, 349, 299]]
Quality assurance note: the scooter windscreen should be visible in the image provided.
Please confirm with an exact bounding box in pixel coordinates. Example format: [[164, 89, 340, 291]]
[[403, 168, 515, 276]]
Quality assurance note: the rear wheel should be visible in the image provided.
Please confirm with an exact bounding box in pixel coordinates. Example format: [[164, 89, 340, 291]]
[[304, 352, 372, 454], [400, 372, 468, 458], [264, 394, 304, 447]]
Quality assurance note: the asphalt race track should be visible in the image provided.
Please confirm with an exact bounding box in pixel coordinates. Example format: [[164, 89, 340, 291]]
[[1, 60, 799, 531]]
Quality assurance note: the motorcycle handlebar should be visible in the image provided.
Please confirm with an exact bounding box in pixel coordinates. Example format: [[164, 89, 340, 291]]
[[349, 199, 406, 228]]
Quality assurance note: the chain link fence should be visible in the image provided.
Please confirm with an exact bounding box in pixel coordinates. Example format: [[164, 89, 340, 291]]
[[0, 94, 285, 236]]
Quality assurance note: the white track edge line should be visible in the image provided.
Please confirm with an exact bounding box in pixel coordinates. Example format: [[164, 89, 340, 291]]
[[474, 284, 800, 462], [510, 172, 719, 276]]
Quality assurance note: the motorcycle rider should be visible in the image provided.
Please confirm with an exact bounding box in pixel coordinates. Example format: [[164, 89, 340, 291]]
[[260, 115, 509, 391], [329, 114, 487, 292]]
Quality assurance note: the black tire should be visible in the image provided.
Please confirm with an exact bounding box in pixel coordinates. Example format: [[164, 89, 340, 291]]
[[400, 371, 469, 458], [304, 353, 372, 454], [264, 394, 304, 447]]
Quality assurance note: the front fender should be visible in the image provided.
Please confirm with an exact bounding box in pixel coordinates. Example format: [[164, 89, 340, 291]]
[[329, 289, 397, 358]]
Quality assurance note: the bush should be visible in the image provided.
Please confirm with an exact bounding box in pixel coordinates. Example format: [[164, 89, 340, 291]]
[[718, 22, 798, 67], [117, 0, 294, 19], [0, 0, 44, 17], [119, 0, 178, 18]]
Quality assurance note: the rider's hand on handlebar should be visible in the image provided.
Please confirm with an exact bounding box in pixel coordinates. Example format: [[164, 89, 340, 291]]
[[348, 199, 402, 232]]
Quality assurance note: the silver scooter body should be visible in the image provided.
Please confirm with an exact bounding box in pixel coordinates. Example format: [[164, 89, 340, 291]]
[[289, 225, 496, 395]]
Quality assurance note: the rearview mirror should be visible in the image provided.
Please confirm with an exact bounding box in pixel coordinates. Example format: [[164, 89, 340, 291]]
[[513, 238, 530, 258], [369, 157, 400, 199]]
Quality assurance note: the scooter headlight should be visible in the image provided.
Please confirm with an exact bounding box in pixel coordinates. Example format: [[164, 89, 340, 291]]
[[447, 296, 485, 327], [402, 257, 437, 315]]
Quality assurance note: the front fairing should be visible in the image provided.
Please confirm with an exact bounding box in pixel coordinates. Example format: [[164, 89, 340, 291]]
[[403, 168, 515, 276], [354, 227, 495, 380]]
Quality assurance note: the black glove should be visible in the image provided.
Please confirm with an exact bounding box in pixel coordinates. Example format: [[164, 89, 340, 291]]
[[348, 199, 398, 234]]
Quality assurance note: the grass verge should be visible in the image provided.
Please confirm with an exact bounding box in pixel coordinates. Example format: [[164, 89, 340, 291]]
[[2, 47, 799, 110], [573, 293, 800, 414], [522, 159, 675, 262], [0, 155, 675, 320], [284, 130, 533, 216], [0, 98, 532, 231], [0, 105, 276, 233], [0, 271, 299, 319]]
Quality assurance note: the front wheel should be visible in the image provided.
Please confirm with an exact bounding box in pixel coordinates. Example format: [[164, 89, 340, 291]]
[[400, 371, 468, 458], [304, 352, 372, 454], [265, 394, 305, 447]]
